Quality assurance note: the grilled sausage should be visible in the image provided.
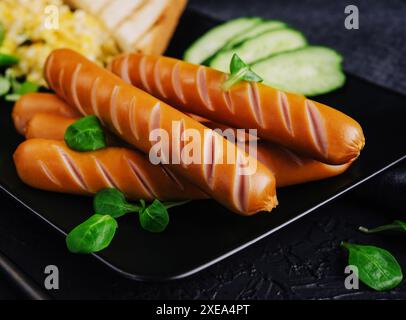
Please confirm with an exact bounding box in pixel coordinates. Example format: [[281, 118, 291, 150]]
[[12, 93, 81, 135], [110, 53, 365, 165], [14, 139, 208, 201], [24, 112, 351, 188], [44, 49, 277, 215]]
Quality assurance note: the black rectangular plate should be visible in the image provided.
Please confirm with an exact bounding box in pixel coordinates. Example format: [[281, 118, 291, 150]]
[[0, 10, 405, 281]]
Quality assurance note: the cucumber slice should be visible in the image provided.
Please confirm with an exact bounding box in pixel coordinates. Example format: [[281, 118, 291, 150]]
[[223, 20, 287, 50], [210, 28, 307, 72], [183, 17, 262, 65], [251, 46, 345, 96]]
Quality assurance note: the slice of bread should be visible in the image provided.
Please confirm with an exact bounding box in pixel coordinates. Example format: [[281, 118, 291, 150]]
[[100, 0, 145, 29], [65, 0, 187, 55], [137, 0, 187, 55], [114, 0, 169, 52]]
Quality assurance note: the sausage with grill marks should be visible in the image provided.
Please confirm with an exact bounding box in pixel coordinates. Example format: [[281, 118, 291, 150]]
[[14, 139, 208, 201], [110, 53, 365, 165]]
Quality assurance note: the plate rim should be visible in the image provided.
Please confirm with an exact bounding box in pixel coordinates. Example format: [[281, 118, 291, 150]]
[[1, 154, 405, 282]]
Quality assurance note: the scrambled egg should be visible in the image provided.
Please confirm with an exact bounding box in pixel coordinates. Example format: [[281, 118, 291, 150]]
[[0, 0, 119, 85]]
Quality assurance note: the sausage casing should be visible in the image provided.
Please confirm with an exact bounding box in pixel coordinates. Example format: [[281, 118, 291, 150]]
[[110, 53, 365, 165], [12, 93, 80, 134], [14, 139, 208, 201]]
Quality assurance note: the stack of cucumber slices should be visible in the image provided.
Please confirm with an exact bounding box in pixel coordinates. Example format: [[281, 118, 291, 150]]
[[184, 17, 345, 96]]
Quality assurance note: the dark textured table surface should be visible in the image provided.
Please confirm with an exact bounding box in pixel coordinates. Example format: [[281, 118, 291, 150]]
[[1, 0, 406, 300]]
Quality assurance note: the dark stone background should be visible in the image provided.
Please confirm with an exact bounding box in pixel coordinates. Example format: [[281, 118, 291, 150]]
[[0, 0, 405, 300]]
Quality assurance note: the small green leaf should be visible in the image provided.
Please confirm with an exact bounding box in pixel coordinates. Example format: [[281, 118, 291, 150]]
[[0, 77, 10, 96], [139, 199, 170, 233], [16, 81, 39, 95], [359, 220, 406, 234], [341, 242, 403, 291], [0, 53, 19, 67], [229, 53, 247, 74], [221, 53, 263, 91], [66, 214, 118, 254], [94, 188, 140, 218], [230, 54, 263, 83], [64, 115, 107, 152]]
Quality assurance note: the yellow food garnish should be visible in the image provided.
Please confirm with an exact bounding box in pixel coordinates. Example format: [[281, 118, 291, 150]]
[[0, 0, 119, 86]]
